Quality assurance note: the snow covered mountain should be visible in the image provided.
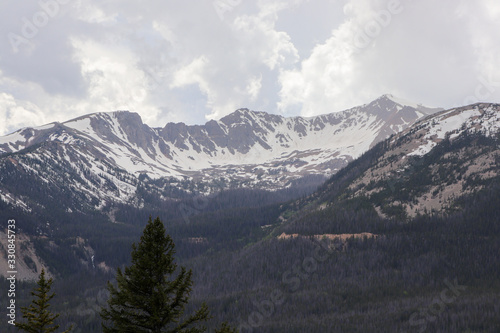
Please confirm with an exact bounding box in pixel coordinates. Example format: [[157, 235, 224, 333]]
[[0, 94, 440, 210]]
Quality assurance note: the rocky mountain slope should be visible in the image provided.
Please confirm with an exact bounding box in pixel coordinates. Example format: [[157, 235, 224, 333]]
[[347, 102, 500, 218], [284, 102, 500, 231]]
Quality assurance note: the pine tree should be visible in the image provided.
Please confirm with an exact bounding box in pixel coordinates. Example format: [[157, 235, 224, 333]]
[[15, 269, 72, 333], [215, 322, 238, 333], [100, 216, 210, 332]]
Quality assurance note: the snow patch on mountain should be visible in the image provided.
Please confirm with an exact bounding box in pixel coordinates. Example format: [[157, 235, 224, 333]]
[[408, 104, 499, 157]]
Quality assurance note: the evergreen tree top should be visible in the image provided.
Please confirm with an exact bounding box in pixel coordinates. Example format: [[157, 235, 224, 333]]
[[16, 268, 72, 333], [100, 216, 210, 333]]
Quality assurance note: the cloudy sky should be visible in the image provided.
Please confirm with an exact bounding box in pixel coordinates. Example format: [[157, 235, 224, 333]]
[[1, 0, 499, 135]]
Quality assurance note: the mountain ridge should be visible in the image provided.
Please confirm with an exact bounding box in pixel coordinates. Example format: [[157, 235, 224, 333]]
[[281, 102, 500, 229], [0, 95, 441, 211]]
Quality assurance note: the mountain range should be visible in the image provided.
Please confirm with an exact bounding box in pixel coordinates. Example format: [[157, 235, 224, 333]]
[[0, 94, 441, 212]]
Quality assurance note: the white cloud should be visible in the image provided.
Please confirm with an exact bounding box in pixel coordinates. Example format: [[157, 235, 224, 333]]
[[171, 56, 210, 91], [0, 93, 46, 135], [168, 0, 301, 120], [70, 37, 158, 117], [278, 0, 377, 116], [232, 13, 299, 70], [74, 2, 118, 25], [481, 0, 500, 19], [246, 75, 263, 101]]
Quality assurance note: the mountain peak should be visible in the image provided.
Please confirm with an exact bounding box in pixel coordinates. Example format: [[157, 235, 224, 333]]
[[228, 108, 262, 119], [219, 108, 259, 125], [65, 110, 141, 123], [376, 94, 420, 108], [234, 108, 251, 113], [373, 94, 443, 116]]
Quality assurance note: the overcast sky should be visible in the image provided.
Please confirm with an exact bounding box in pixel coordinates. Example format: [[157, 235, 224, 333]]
[[1, 0, 499, 135]]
